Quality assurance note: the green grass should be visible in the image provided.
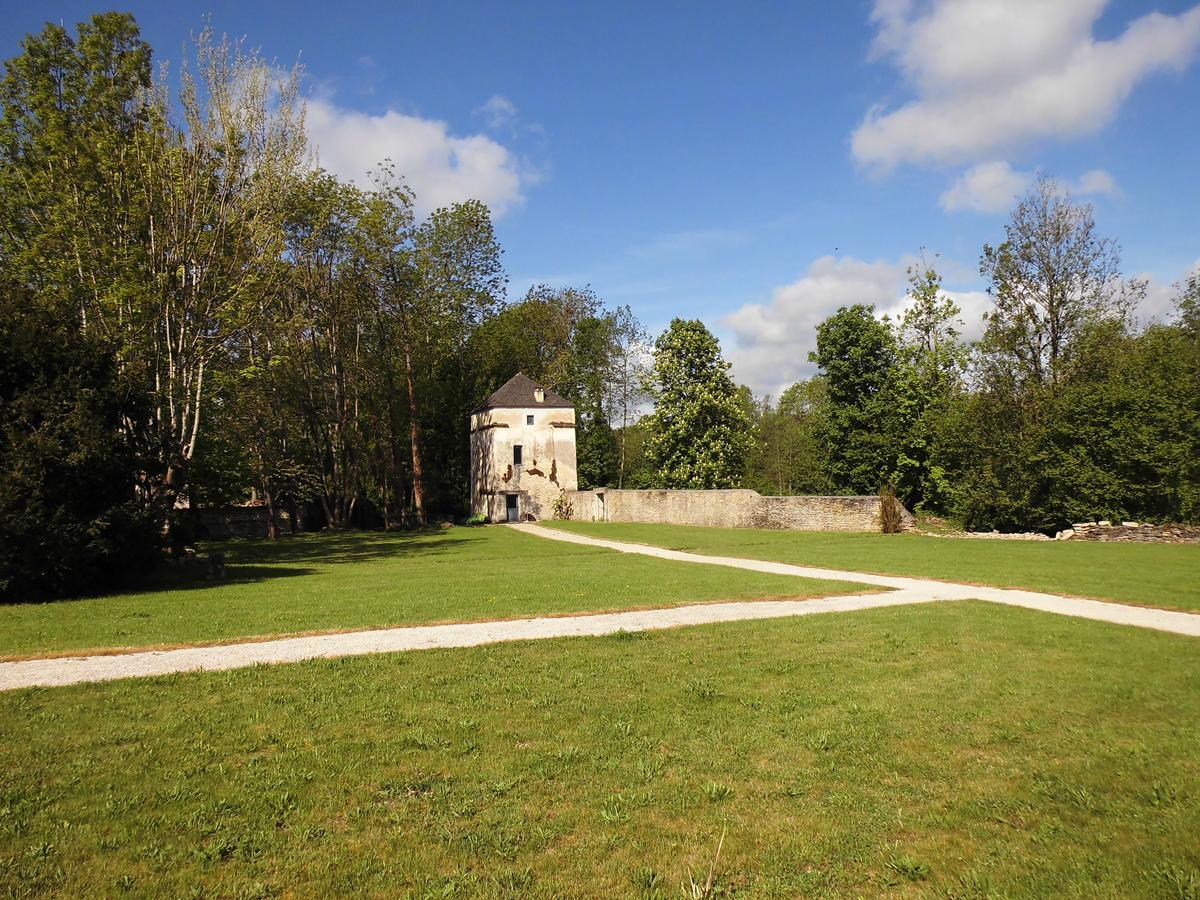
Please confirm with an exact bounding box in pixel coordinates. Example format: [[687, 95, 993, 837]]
[[0, 526, 860, 658], [2, 602, 1197, 896], [547, 521, 1200, 611]]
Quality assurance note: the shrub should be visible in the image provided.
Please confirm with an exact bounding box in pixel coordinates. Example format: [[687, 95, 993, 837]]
[[0, 294, 162, 601], [552, 491, 574, 520], [880, 482, 905, 534]]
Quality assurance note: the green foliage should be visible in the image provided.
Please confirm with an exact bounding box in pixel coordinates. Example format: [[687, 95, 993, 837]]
[[742, 381, 831, 496], [808, 305, 901, 494], [0, 292, 162, 601], [979, 176, 1127, 387], [879, 483, 904, 533], [577, 412, 619, 488], [551, 490, 575, 521], [642, 319, 752, 488]]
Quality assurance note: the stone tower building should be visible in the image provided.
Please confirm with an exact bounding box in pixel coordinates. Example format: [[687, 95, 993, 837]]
[[469, 373, 578, 522]]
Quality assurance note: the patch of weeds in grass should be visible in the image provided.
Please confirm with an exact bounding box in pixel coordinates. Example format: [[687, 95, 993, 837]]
[[1148, 780, 1179, 808], [553, 745, 584, 766], [686, 677, 718, 701], [489, 778, 519, 797], [806, 730, 835, 753], [947, 869, 999, 899], [1030, 817, 1064, 846], [490, 866, 535, 894], [610, 629, 649, 642], [631, 865, 663, 896], [599, 794, 629, 824], [1149, 861, 1200, 900], [703, 781, 732, 803], [684, 826, 728, 899], [885, 853, 931, 884], [636, 754, 666, 783], [400, 728, 447, 752]]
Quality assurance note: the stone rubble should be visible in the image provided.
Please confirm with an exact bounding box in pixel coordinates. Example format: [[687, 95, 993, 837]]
[[1060, 522, 1200, 544], [921, 522, 1200, 544]]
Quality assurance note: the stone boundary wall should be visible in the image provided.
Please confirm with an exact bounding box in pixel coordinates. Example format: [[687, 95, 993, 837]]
[[563, 489, 913, 533], [188, 506, 304, 540], [1062, 522, 1200, 543]]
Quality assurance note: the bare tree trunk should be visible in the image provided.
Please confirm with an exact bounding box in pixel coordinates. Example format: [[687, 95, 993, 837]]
[[263, 479, 280, 540], [398, 304, 427, 526]]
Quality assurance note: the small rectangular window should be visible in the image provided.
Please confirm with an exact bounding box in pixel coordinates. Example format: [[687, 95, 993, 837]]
[[513, 445, 523, 465], [526, 414, 534, 425]]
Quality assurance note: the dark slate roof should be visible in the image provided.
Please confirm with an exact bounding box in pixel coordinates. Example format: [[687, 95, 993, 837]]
[[475, 373, 573, 411]]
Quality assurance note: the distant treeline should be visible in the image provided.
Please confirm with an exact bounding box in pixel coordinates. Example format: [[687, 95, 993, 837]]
[[1, 14, 1196, 600]]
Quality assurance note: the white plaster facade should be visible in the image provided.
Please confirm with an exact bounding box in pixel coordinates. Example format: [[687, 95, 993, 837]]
[[469, 374, 578, 522]]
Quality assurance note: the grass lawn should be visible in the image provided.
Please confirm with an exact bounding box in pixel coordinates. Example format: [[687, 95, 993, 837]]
[[0, 526, 860, 659], [1, 602, 1197, 896], [547, 521, 1200, 611]]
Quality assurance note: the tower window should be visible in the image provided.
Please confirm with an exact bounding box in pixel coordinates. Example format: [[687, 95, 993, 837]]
[[513, 445, 523, 465], [526, 414, 534, 425]]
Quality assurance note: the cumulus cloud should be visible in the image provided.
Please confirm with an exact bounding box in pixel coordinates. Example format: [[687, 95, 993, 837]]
[[724, 256, 908, 394], [852, 0, 1200, 170], [306, 94, 531, 217], [725, 253, 1197, 395], [723, 255, 995, 395], [940, 162, 1118, 213], [939, 161, 1032, 213], [1135, 258, 1200, 324]]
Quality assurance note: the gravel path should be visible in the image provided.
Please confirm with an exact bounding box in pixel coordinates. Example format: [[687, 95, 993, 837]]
[[519, 524, 1200, 637], [2, 524, 1196, 691]]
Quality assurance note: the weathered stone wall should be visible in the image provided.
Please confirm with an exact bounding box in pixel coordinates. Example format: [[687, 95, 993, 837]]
[[563, 489, 913, 533], [190, 505, 304, 540], [1061, 521, 1200, 543]]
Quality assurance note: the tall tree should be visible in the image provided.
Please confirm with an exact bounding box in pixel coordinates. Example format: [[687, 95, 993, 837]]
[[0, 18, 307, 515], [808, 304, 898, 494], [0, 13, 152, 319], [890, 260, 968, 509], [0, 287, 161, 600], [642, 319, 751, 489], [409, 199, 505, 518], [979, 176, 1131, 388]]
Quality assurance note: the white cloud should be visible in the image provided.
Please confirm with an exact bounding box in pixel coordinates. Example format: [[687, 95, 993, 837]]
[[474, 94, 519, 131], [306, 95, 531, 217], [726, 254, 1199, 396], [853, 0, 1200, 170], [724, 255, 994, 395], [1074, 168, 1117, 196], [724, 256, 909, 394], [939, 161, 1032, 213], [940, 162, 1118, 213], [1136, 259, 1200, 324]]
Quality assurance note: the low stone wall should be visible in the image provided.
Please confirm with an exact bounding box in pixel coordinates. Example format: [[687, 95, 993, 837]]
[[1061, 521, 1200, 543], [188, 505, 305, 540], [563, 489, 913, 533]]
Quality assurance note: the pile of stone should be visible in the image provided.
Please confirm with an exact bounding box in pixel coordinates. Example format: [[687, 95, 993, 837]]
[[1058, 521, 1200, 543], [923, 530, 1051, 541]]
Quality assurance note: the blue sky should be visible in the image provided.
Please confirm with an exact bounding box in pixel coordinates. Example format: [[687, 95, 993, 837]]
[[3, 1, 1199, 392]]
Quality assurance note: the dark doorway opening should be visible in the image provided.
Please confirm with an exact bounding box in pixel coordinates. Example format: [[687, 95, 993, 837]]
[[505, 493, 519, 522]]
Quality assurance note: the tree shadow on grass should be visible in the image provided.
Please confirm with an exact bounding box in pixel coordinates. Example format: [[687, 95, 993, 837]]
[[2, 529, 467, 606], [205, 527, 464, 567]]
